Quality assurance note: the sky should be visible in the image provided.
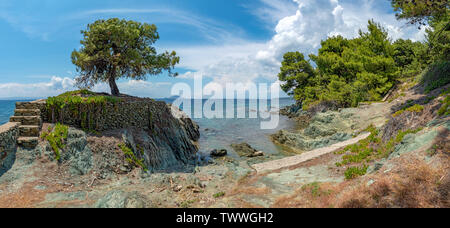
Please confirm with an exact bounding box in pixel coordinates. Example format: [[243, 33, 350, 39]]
[[0, 0, 428, 99]]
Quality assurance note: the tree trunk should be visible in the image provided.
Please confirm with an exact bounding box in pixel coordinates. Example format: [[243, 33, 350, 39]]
[[109, 76, 120, 96]]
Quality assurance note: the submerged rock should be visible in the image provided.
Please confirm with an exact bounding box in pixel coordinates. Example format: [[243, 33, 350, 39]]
[[231, 143, 264, 158], [210, 149, 227, 157]]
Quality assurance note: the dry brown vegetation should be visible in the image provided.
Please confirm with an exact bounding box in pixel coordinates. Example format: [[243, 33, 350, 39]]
[[271, 157, 449, 208], [339, 159, 447, 208]]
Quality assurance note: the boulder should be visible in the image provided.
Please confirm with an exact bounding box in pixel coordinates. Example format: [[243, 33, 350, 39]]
[[210, 149, 227, 157], [231, 143, 264, 158]]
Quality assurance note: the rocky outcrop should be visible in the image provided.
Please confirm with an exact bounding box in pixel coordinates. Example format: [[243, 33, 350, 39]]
[[231, 143, 264, 158], [21, 97, 201, 174], [272, 111, 355, 151]]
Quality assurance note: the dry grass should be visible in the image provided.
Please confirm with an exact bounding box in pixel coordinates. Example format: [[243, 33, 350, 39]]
[[270, 157, 449, 208], [338, 159, 448, 208], [230, 187, 272, 196], [272, 182, 337, 208]]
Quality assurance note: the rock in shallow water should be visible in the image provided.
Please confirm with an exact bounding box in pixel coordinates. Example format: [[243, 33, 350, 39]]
[[231, 143, 264, 158], [210, 149, 227, 157]]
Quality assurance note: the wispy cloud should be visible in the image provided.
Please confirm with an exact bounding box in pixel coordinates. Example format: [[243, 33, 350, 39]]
[[69, 7, 246, 43], [246, 0, 298, 25]]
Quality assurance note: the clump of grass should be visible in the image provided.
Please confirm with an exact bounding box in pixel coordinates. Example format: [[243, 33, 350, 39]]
[[345, 165, 368, 180], [377, 128, 423, 158], [301, 182, 332, 197], [438, 95, 450, 116], [213, 192, 225, 198], [180, 200, 196, 208], [393, 104, 424, 117], [118, 143, 148, 172], [424, 96, 436, 104], [335, 125, 379, 166], [336, 125, 423, 180], [440, 88, 450, 97], [41, 123, 69, 161], [47, 91, 121, 109]]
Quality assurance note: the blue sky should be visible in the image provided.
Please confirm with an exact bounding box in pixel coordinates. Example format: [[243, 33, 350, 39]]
[[0, 0, 427, 98]]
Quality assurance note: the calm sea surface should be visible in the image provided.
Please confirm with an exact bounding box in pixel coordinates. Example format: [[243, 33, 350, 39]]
[[0, 98, 296, 157], [0, 100, 34, 126]]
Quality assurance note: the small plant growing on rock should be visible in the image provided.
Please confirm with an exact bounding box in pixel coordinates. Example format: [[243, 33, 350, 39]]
[[392, 104, 424, 117], [345, 165, 368, 180], [438, 95, 449, 116], [42, 123, 69, 161], [213, 192, 225, 198], [179, 199, 196, 208], [118, 143, 148, 172]]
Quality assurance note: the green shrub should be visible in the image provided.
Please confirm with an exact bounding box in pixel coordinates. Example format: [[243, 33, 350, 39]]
[[336, 126, 423, 172], [47, 90, 121, 130], [345, 165, 368, 180], [420, 60, 450, 94], [43, 123, 69, 161], [392, 104, 424, 117], [438, 95, 450, 116], [335, 125, 380, 166], [118, 143, 148, 171]]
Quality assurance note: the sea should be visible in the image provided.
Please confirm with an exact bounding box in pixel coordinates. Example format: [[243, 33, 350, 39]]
[[0, 98, 296, 157]]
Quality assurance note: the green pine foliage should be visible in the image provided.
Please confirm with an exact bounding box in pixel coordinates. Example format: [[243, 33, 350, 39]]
[[279, 20, 400, 108], [71, 18, 180, 96]]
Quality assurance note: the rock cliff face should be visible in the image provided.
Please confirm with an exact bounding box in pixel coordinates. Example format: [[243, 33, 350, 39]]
[[2, 97, 200, 177], [48, 102, 200, 174]]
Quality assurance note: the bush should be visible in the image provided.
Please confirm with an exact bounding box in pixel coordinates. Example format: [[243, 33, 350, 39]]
[[118, 143, 148, 171], [41, 123, 69, 161], [420, 60, 450, 93], [345, 165, 369, 180], [438, 95, 450, 116], [392, 104, 424, 117]]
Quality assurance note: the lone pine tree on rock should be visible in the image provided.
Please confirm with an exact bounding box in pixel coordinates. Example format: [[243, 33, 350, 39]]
[[71, 18, 180, 96]]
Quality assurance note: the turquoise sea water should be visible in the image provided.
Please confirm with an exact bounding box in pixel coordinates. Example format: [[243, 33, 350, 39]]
[[0, 100, 33, 126], [0, 98, 296, 157], [165, 98, 296, 157]]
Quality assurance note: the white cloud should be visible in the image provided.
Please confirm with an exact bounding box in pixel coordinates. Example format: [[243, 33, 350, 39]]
[[0, 76, 75, 98], [0, 0, 429, 99], [178, 0, 427, 87], [248, 0, 298, 25], [0, 77, 173, 98]]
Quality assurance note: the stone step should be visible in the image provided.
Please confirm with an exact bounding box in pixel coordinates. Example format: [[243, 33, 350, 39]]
[[14, 109, 41, 117], [15, 102, 41, 110], [19, 125, 40, 137], [10, 116, 42, 126], [17, 137, 39, 149]]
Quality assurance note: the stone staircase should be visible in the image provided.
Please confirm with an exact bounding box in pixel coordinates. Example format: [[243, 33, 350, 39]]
[[10, 102, 43, 149]]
